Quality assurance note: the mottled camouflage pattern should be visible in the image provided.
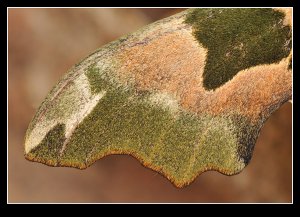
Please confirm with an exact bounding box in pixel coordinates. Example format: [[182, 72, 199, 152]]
[[24, 8, 292, 187]]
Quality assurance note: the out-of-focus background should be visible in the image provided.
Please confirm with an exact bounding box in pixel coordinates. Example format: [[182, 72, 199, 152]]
[[8, 8, 292, 203]]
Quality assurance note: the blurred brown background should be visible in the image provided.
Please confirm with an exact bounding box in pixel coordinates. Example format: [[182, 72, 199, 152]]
[[8, 8, 292, 203]]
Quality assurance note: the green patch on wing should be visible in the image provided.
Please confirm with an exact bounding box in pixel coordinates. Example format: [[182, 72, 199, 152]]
[[56, 65, 247, 186], [185, 8, 292, 90], [26, 123, 66, 166]]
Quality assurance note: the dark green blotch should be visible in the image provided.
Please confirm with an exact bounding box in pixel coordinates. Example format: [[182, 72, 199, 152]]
[[29, 124, 66, 164], [185, 8, 292, 90]]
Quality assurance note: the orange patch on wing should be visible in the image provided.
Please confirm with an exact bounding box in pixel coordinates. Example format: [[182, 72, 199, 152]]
[[117, 29, 208, 112], [197, 57, 292, 122], [116, 25, 291, 123]]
